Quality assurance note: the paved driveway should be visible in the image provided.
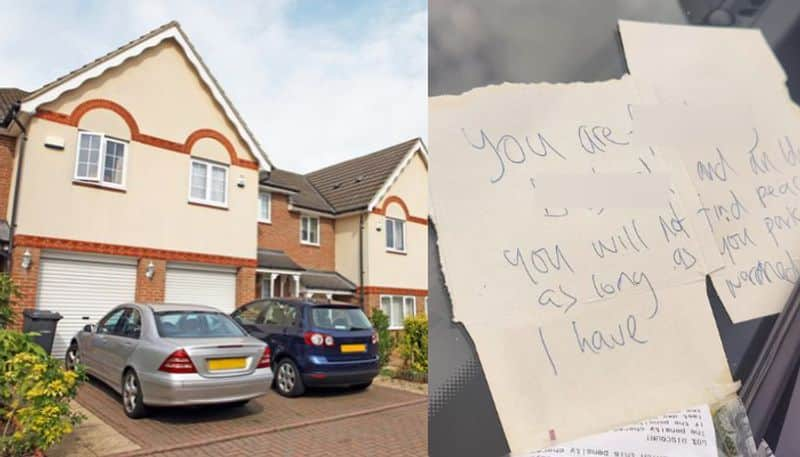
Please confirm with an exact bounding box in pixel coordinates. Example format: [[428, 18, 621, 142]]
[[75, 378, 427, 456]]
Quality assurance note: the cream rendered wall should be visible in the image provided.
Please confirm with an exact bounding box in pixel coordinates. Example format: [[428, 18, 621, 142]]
[[334, 214, 361, 284], [41, 39, 253, 162], [364, 151, 428, 290], [15, 39, 261, 260]]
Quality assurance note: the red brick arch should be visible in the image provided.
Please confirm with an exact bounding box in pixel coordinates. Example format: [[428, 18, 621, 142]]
[[34, 98, 259, 169], [70, 99, 141, 136], [184, 128, 238, 164], [373, 195, 427, 225]]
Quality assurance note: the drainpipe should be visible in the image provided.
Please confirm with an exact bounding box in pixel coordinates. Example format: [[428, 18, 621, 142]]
[[358, 213, 365, 309], [6, 102, 27, 272]]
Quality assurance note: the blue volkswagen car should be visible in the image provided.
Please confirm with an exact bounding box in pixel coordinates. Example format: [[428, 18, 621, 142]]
[[232, 299, 379, 397]]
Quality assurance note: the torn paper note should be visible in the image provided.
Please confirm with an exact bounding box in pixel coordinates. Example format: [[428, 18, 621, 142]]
[[430, 77, 732, 453], [634, 103, 800, 322], [618, 20, 787, 104], [620, 20, 800, 322], [527, 405, 717, 457]]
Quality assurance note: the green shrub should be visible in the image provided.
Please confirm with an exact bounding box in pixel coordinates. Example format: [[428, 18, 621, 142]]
[[0, 330, 85, 457], [0, 274, 21, 330], [369, 308, 394, 367], [399, 315, 428, 374]]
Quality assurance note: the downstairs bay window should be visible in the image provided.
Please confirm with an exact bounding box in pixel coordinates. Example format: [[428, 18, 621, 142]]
[[380, 295, 416, 329]]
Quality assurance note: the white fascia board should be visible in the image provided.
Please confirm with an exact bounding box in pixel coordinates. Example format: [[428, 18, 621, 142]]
[[20, 25, 272, 171], [366, 139, 427, 212]]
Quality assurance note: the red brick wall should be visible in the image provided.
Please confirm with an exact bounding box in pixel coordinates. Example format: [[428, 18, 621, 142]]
[[9, 245, 40, 330], [236, 267, 256, 307], [135, 258, 165, 303], [257, 193, 335, 271], [0, 135, 17, 220]]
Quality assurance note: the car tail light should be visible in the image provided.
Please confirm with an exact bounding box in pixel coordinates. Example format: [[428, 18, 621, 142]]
[[304, 331, 334, 347], [158, 349, 197, 373], [257, 346, 271, 369], [371, 331, 379, 344]]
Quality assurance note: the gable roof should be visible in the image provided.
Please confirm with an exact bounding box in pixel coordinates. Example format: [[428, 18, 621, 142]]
[[258, 138, 426, 217], [307, 138, 425, 213], [260, 169, 334, 213], [0, 88, 29, 127], [16, 21, 272, 170]]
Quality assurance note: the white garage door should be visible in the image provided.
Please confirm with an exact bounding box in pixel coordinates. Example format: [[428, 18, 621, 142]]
[[165, 264, 236, 313], [37, 252, 137, 359]]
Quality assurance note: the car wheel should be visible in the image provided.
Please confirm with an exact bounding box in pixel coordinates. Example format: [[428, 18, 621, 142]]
[[122, 370, 148, 419], [274, 359, 305, 397], [65, 342, 80, 371], [352, 381, 372, 391]]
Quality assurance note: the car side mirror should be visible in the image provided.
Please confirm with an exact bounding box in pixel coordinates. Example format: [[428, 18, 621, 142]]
[[83, 324, 96, 333]]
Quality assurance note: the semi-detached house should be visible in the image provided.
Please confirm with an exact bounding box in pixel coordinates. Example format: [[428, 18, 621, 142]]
[[257, 138, 429, 330], [0, 22, 428, 358]]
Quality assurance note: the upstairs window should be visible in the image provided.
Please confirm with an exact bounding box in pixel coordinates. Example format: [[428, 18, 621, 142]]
[[75, 131, 127, 187], [189, 159, 228, 207], [385, 217, 406, 252], [300, 215, 319, 245], [259, 191, 271, 222]]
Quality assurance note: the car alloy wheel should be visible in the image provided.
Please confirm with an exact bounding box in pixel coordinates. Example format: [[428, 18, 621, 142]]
[[123, 372, 139, 414], [277, 362, 296, 393], [65, 344, 80, 371]]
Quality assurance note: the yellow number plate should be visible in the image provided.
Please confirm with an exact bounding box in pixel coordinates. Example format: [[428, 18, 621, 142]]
[[208, 358, 246, 370], [341, 344, 367, 353]]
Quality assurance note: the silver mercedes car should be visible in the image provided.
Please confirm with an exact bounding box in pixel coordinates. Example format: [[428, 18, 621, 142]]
[[66, 303, 273, 418]]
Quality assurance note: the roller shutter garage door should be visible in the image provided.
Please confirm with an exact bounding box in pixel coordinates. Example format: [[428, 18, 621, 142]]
[[165, 264, 236, 313], [37, 252, 137, 359]]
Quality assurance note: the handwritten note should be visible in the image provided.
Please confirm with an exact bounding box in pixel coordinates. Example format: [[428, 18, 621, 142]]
[[620, 21, 800, 322], [430, 78, 732, 452], [528, 405, 718, 457]]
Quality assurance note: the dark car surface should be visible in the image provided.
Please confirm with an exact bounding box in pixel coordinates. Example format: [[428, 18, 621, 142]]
[[232, 299, 380, 397]]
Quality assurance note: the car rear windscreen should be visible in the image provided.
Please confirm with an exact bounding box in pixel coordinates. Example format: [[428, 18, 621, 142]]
[[311, 307, 372, 331], [154, 311, 246, 338]]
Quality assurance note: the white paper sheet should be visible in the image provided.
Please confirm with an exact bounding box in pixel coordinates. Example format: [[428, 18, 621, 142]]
[[430, 77, 732, 453], [618, 20, 786, 104], [621, 20, 800, 322], [528, 405, 718, 457]]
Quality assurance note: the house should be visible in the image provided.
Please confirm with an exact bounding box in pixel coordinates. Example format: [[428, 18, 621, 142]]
[[0, 22, 270, 357], [257, 138, 429, 329], [0, 22, 428, 361]]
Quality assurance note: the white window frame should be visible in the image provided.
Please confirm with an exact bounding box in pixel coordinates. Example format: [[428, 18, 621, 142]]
[[258, 191, 272, 223], [380, 295, 416, 330], [300, 215, 320, 246], [188, 158, 228, 208], [385, 217, 406, 253], [73, 131, 128, 189]]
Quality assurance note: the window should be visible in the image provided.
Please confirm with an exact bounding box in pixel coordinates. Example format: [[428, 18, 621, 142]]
[[189, 159, 228, 206], [154, 311, 246, 338], [119, 308, 142, 339], [300, 215, 320, 245], [75, 131, 127, 187], [380, 295, 416, 329], [263, 302, 298, 326], [386, 217, 406, 252], [258, 191, 271, 222], [311, 307, 371, 331], [233, 302, 268, 325], [97, 308, 126, 335]]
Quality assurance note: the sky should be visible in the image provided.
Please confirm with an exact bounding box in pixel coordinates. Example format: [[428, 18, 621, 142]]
[[0, 0, 427, 173]]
